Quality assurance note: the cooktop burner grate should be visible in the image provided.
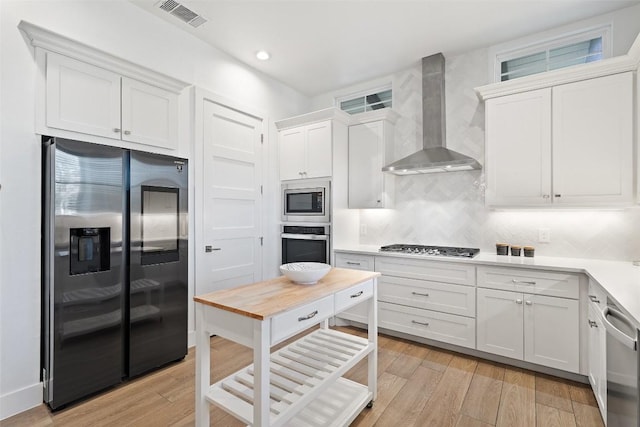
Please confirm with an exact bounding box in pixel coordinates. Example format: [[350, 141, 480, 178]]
[[379, 244, 480, 258]]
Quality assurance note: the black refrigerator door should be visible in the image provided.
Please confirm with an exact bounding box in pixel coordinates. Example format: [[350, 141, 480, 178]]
[[128, 151, 188, 377], [43, 138, 125, 409]]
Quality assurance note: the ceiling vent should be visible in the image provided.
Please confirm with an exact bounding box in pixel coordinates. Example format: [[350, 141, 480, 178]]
[[157, 0, 208, 28]]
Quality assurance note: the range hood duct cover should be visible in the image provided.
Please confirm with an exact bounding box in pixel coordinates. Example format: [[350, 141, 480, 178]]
[[382, 53, 481, 175]]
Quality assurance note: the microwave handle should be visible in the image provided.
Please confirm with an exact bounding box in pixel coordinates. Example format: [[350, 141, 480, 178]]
[[281, 233, 328, 241]]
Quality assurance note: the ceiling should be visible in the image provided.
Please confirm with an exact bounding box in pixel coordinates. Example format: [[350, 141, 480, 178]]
[[131, 1, 639, 96]]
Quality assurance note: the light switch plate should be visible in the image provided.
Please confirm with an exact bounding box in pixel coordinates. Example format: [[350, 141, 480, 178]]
[[538, 228, 551, 243]]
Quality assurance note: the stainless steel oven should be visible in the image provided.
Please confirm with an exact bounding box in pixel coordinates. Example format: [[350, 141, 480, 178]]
[[281, 225, 330, 264], [282, 180, 330, 223]]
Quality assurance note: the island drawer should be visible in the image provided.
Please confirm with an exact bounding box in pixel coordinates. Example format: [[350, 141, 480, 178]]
[[271, 295, 334, 345], [334, 279, 374, 313], [477, 266, 579, 299]]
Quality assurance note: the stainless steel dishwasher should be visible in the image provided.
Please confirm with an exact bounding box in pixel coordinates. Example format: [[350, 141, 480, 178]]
[[603, 299, 639, 426]]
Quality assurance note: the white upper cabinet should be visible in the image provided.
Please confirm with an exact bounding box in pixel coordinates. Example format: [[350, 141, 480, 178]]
[[276, 109, 351, 181], [552, 72, 633, 205], [347, 110, 397, 209], [46, 52, 178, 149], [484, 72, 633, 207], [279, 120, 332, 180], [46, 53, 121, 139]]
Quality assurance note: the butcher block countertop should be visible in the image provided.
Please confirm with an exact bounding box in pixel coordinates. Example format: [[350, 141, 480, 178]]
[[193, 267, 380, 320]]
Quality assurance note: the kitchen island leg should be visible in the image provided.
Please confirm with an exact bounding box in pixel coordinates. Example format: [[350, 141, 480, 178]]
[[368, 282, 378, 403], [253, 319, 270, 426], [195, 304, 211, 427]]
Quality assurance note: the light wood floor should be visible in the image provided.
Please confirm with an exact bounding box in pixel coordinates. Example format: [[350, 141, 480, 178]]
[[3, 326, 604, 427]]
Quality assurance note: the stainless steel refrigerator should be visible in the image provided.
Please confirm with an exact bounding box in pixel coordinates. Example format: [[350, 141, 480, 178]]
[[41, 137, 188, 410]]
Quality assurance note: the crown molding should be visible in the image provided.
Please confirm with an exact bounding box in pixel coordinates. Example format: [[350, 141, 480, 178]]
[[18, 20, 190, 94], [348, 108, 400, 125], [275, 107, 351, 130], [475, 32, 640, 101]]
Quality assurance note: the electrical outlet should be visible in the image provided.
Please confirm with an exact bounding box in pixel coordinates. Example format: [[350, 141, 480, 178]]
[[538, 228, 551, 243], [360, 224, 368, 236]]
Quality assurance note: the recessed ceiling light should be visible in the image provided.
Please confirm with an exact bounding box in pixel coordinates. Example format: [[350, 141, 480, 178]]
[[256, 50, 270, 61]]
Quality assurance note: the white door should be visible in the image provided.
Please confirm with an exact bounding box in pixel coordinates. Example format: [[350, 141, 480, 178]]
[[485, 89, 551, 206], [524, 293, 579, 373], [198, 100, 263, 294], [476, 288, 524, 359]]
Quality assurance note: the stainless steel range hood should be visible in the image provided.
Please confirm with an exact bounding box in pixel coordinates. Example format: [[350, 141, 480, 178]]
[[382, 53, 481, 175]]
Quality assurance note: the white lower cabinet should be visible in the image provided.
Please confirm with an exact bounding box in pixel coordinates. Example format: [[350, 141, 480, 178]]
[[476, 288, 580, 373], [587, 300, 607, 422]]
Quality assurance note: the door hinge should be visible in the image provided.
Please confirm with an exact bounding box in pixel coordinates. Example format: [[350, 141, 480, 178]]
[[261, 134, 264, 144], [259, 236, 264, 246]]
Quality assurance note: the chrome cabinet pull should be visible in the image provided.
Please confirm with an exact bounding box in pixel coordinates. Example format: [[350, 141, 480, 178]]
[[525, 301, 533, 305], [113, 128, 121, 133], [411, 291, 429, 297], [512, 279, 536, 285], [205, 245, 221, 252], [588, 295, 600, 304], [346, 261, 361, 266], [123, 130, 131, 135], [516, 299, 523, 304], [554, 194, 562, 198], [411, 320, 429, 326], [350, 291, 364, 298], [542, 194, 550, 199], [588, 320, 598, 328], [298, 310, 318, 322]]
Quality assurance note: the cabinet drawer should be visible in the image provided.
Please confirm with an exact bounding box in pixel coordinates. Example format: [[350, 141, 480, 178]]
[[271, 296, 334, 345], [379, 276, 475, 317], [587, 279, 606, 310], [375, 257, 476, 286], [477, 266, 579, 299], [379, 301, 475, 349], [335, 279, 374, 313], [334, 253, 375, 271]]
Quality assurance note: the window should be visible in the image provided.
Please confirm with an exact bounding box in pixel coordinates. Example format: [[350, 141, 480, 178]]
[[337, 86, 392, 114], [495, 26, 610, 82]]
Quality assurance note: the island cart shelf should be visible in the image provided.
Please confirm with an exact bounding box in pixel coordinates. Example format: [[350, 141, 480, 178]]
[[194, 268, 380, 427]]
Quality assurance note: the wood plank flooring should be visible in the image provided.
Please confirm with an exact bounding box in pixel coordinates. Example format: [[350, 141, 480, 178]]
[[2, 326, 604, 427]]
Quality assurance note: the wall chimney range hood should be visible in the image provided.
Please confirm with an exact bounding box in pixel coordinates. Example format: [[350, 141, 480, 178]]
[[382, 53, 481, 175]]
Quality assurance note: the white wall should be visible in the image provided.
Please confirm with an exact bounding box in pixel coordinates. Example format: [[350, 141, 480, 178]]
[[310, 3, 640, 262], [0, 0, 309, 419]]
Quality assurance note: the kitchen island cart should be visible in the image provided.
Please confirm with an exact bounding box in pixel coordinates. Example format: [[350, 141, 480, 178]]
[[194, 268, 380, 426]]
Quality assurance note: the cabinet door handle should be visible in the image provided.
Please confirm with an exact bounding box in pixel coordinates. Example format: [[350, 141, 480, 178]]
[[588, 320, 598, 328], [515, 299, 523, 304], [411, 291, 429, 297], [411, 320, 429, 326], [542, 194, 550, 199], [588, 295, 600, 303], [205, 245, 221, 252], [554, 194, 562, 198], [350, 291, 364, 298], [123, 130, 131, 135], [298, 310, 318, 322], [525, 301, 533, 305], [346, 261, 361, 266], [113, 128, 121, 133], [512, 279, 536, 285]]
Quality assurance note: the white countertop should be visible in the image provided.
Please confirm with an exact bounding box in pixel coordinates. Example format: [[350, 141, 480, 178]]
[[335, 245, 640, 329]]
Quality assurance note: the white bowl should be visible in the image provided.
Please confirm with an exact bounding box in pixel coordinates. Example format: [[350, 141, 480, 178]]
[[279, 262, 332, 285]]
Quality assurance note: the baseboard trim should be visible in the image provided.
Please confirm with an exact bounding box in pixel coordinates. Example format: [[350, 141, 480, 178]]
[[188, 329, 195, 348], [0, 382, 43, 421]]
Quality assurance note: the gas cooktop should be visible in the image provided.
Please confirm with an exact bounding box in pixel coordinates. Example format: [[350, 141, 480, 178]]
[[379, 244, 480, 258]]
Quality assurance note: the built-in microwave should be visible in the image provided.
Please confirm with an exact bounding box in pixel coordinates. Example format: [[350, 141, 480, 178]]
[[282, 180, 330, 223]]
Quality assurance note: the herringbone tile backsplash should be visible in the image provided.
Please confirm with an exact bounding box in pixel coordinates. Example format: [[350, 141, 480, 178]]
[[358, 48, 640, 261]]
